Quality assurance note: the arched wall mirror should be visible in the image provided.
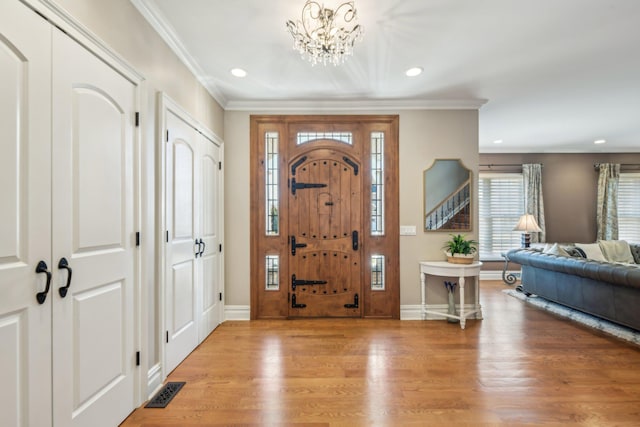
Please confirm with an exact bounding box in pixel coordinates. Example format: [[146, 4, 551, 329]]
[[424, 159, 472, 231]]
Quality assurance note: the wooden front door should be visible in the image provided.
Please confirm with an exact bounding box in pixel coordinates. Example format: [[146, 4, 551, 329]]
[[288, 149, 362, 317], [251, 115, 399, 319]]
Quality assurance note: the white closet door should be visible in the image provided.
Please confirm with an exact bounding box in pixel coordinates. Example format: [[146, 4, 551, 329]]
[[0, 3, 52, 427], [165, 110, 200, 374], [51, 29, 137, 427], [198, 135, 222, 340]]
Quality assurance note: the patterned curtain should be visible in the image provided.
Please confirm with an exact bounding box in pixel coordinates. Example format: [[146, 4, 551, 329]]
[[596, 163, 620, 241], [523, 163, 546, 243]]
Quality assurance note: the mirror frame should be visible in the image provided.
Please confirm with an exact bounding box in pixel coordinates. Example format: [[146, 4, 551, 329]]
[[423, 158, 472, 232]]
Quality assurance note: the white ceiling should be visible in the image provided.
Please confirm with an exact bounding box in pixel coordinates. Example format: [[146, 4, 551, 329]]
[[133, 0, 640, 153]]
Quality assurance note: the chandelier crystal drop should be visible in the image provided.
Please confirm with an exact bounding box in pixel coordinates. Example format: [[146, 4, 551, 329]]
[[286, 1, 364, 66]]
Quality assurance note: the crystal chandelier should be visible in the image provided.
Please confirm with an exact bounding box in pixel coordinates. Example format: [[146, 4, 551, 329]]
[[286, 1, 364, 66]]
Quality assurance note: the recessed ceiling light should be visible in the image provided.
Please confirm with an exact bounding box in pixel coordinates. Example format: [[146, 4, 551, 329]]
[[405, 67, 423, 77], [230, 68, 247, 78], [594, 139, 606, 144], [493, 139, 503, 144]]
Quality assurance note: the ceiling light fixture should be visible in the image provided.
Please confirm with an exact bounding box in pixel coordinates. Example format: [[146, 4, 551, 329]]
[[594, 139, 606, 144], [230, 68, 247, 78], [286, 1, 363, 66], [405, 67, 423, 77]]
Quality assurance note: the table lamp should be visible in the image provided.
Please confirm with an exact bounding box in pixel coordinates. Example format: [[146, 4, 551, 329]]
[[513, 214, 542, 248]]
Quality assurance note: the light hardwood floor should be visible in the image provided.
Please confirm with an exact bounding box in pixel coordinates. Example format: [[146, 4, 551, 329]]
[[121, 281, 640, 426]]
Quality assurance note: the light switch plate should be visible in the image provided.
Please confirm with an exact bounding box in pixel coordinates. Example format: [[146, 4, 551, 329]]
[[400, 225, 417, 235]]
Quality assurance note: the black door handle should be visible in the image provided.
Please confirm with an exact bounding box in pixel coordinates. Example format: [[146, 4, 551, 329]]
[[58, 257, 73, 298], [35, 261, 52, 304], [199, 240, 206, 257], [195, 238, 201, 258]]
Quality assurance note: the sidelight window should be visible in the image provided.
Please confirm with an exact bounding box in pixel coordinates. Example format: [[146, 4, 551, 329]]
[[371, 132, 384, 235], [266, 132, 279, 235], [265, 255, 279, 290], [371, 255, 385, 290], [296, 131, 353, 145]]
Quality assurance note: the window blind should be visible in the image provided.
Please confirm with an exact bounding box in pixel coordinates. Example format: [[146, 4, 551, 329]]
[[618, 173, 640, 243], [478, 173, 524, 259]]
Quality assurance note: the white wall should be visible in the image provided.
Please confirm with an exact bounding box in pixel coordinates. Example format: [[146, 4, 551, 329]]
[[224, 110, 479, 310]]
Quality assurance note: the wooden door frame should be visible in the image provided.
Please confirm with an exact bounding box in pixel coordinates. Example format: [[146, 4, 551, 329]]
[[250, 115, 399, 319]]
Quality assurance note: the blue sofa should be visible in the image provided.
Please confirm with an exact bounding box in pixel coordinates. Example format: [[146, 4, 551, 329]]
[[507, 244, 640, 331]]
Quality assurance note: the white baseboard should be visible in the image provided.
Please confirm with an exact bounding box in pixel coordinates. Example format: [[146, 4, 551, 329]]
[[147, 363, 163, 400], [400, 304, 423, 320], [225, 305, 250, 321], [226, 304, 483, 321]]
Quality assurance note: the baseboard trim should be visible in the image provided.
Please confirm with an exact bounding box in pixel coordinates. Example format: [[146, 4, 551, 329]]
[[400, 305, 422, 320], [147, 363, 163, 400], [225, 305, 250, 321], [226, 305, 483, 321]]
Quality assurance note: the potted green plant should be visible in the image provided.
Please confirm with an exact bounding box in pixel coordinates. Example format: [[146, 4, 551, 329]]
[[443, 234, 478, 264]]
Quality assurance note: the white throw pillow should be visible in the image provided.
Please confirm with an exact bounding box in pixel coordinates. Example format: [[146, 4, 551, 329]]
[[542, 243, 570, 257], [575, 243, 607, 262], [599, 240, 635, 264]]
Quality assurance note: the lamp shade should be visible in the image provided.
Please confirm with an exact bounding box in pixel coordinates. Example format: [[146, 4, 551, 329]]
[[513, 214, 542, 232]]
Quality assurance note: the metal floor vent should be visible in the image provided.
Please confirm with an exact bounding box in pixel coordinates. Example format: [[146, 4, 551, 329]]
[[145, 382, 186, 408]]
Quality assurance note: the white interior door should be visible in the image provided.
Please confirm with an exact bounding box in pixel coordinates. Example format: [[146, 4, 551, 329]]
[[51, 29, 137, 427], [165, 110, 200, 374], [198, 135, 222, 340], [0, 3, 52, 427]]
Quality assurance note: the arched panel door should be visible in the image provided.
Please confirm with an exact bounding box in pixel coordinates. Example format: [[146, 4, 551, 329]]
[[288, 150, 362, 317]]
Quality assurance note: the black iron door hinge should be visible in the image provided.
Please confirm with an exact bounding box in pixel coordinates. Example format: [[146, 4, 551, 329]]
[[135, 112, 140, 127], [136, 351, 140, 366], [136, 232, 140, 247]]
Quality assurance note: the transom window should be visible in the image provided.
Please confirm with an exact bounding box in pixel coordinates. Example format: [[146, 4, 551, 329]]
[[296, 131, 353, 145]]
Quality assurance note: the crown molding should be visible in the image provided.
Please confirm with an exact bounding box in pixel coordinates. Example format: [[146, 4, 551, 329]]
[[130, 0, 227, 107], [224, 98, 488, 112]]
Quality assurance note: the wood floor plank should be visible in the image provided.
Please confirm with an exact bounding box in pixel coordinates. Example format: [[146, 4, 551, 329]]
[[121, 281, 640, 426]]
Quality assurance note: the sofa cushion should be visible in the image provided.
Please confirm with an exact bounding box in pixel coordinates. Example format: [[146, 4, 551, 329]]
[[575, 243, 607, 262], [564, 245, 587, 258], [629, 244, 640, 264], [543, 243, 570, 257], [599, 240, 635, 264]]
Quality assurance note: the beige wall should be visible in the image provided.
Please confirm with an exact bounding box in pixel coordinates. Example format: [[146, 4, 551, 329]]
[[480, 152, 640, 243], [50, 0, 224, 371], [54, 0, 224, 133], [224, 110, 479, 308]]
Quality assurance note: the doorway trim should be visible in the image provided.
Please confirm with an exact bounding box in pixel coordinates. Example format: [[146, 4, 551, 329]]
[[250, 115, 399, 319]]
